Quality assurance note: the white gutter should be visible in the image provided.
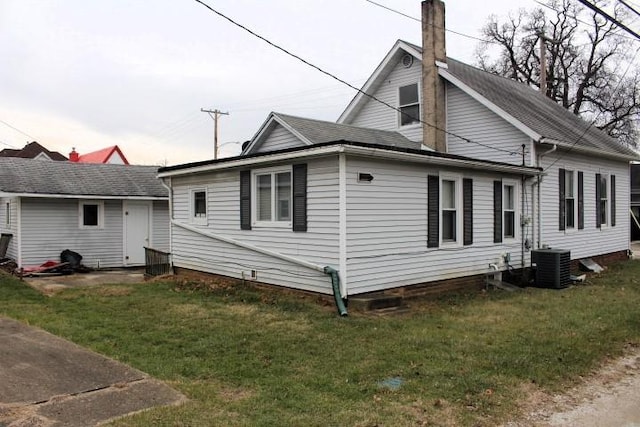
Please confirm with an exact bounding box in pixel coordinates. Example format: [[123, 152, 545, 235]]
[[535, 143, 557, 249], [539, 138, 638, 161], [160, 178, 173, 255], [158, 144, 540, 179], [172, 220, 328, 274], [0, 192, 166, 201]]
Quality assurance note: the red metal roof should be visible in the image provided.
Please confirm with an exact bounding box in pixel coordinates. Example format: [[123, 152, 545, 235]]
[[76, 145, 129, 165]]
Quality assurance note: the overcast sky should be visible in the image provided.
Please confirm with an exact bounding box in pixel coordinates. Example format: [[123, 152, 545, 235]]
[[0, 0, 536, 165]]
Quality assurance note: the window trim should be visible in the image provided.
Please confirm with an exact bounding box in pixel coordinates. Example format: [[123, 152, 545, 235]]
[[439, 173, 462, 247], [397, 82, 421, 128], [190, 188, 208, 225], [251, 166, 293, 228], [79, 200, 104, 229], [502, 180, 518, 240]]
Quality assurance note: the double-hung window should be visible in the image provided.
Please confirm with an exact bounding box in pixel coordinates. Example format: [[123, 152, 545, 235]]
[[398, 83, 420, 126], [565, 171, 575, 229], [254, 168, 292, 225], [440, 176, 462, 245], [503, 183, 516, 238], [599, 174, 608, 226]]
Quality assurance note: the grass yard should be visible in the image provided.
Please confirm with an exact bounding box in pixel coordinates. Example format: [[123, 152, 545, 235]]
[[2, 261, 640, 426]]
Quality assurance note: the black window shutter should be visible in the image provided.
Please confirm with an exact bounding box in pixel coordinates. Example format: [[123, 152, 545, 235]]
[[463, 178, 473, 246], [240, 170, 251, 230], [611, 174, 616, 227], [559, 168, 566, 231], [427, 175, 439, 248], [578, 171, 584, 230], [292, 164, 307, 232], [493, 180, 502, 243], [595, 173, 601, 229]]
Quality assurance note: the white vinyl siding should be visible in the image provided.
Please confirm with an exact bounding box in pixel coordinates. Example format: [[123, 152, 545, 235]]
[[345, 55, 423, 142], [170, 157, 340, 294], [152, 200, 170, 252], [345, 157, 530, 294], [446, 83, 532, 165], [20, 198, 123, 268], [539, 151, 629, 258], [254, 124, 306, 153], [15, 197, 169, 268]]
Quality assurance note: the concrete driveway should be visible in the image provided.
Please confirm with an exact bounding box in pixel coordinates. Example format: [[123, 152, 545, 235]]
[[0, 317, 185, 426]]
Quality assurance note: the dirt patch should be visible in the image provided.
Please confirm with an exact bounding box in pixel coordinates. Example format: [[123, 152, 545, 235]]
[[503, 344, 640, 426]]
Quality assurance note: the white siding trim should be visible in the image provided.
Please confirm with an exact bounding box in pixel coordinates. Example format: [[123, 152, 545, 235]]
[[172, 220, 326, 273], [17, 198, 22, 267], [339, 153, 348, 297]]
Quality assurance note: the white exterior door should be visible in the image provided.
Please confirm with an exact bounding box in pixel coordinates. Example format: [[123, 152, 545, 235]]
[[123, 201, 151, 266]]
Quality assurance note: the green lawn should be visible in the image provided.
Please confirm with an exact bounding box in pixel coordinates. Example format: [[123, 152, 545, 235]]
[[2, 261, 640, 426]]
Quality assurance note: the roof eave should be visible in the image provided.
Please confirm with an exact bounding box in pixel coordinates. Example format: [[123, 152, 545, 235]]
[[539, 138, 639, 161], [158, 142, 539, 178], [0, 192, 166, 200]]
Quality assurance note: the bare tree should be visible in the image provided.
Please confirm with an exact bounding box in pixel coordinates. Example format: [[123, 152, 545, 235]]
[[476, 0, 640, 147]]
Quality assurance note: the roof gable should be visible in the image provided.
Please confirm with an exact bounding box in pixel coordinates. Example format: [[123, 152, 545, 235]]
[[0, 141, 68, 161], [338, 40, 422, 125], [0, 158, 166, 198], [77, 145, 130, 164], [336, 39, 636, 159], [243, 112, 422, 155]]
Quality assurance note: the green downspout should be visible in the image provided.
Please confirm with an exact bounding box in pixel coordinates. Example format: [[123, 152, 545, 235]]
[[324, 266, 348, 316]]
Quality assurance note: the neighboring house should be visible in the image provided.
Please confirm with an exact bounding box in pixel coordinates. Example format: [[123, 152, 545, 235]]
[[0, 141, 67, 161], [69, 145, 130, 165], [0, 158, 169, 269], [158, 0, 636, 299]]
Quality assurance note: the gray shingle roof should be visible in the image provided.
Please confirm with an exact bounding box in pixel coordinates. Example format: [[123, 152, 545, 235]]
[[274, 113, 422, 150], [443, 57, 637, 157], [0, 158, 167, 198]]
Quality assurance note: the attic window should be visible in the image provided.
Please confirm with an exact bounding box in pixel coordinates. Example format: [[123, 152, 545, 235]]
[[399, 83, 420, 126]]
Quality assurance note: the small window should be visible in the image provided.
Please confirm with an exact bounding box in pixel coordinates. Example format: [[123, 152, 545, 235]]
[[254, 169, 292, 225], [5, 202, 9, 227], [503, 184, 516, 238], [79, 201, 104, 229], [191, 189, 207, 224], [398, 83, 420, 126]]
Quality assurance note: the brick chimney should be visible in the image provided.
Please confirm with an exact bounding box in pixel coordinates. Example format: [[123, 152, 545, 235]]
[[422, 0, 447, 152], [69, 148, 79, 162]]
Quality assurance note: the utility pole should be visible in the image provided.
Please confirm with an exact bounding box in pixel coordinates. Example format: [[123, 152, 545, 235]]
[[201, 108, 229, 159]]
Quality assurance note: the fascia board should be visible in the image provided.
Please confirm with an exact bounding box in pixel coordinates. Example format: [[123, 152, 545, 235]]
[[0, 192, 166, 200], [158, 143, 539, 178]]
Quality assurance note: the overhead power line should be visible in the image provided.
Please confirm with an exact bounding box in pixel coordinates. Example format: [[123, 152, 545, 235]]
[[576, 0, 640, 40], [620, 0, 640, 19], [0, 119, 36, 141], [193, 0, 521, 156], [364, 0, 498, 45]]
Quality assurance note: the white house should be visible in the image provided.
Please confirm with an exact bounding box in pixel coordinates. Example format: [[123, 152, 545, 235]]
[[0, 158, 169, 269], [158, 0, 636, 308]]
